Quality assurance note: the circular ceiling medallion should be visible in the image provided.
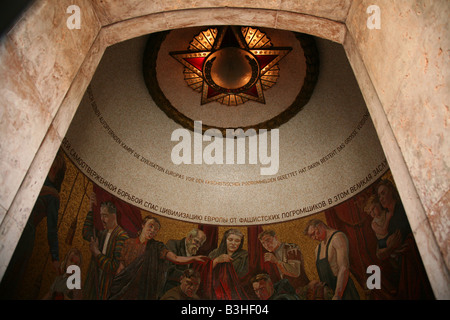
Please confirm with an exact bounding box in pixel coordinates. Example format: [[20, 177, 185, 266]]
[[143, 26, 320, 134], [169, 26, 292, 106]]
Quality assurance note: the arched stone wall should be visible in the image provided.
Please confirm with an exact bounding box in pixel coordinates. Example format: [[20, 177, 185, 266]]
[[0, 0, 448, 298]]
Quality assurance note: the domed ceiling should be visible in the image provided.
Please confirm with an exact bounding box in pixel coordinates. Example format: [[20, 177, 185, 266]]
[[63, 26, 388, 225]]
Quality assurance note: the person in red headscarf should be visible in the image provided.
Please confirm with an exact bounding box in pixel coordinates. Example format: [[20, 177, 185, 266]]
[[193, 229, 249, 300]]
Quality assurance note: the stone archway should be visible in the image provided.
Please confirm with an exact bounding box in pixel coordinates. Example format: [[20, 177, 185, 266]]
[[0, 0, 448, 298]]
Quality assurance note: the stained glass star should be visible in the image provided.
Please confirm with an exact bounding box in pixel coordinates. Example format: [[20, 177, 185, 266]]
[[170, 26, 292, 106]]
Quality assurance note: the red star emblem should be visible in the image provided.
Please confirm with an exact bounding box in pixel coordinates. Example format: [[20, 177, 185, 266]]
[[170, 26, 292, 106]]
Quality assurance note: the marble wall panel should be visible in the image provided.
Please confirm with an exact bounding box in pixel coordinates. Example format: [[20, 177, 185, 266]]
[[344, 28, 450, 299], [0, 0, 101, 214], [280, 0, 351, 22], [164, 8, 279, 31], [0, 0, 101, 278], [346, 0, 450, 271], [0, 37, 50, 218], [347, 0, 448, 123], [6, 0, 101, 119], [100, 12, 168, 47], [152, 0, 284, 16], [413, 211, 450, 299], [344, 1, 450, 298], [91, 0, 352, 26], [91, 0, 284, 26], [0, 124, 62, 282], [90, 0, 162, 25], [392, 72, 450, 268], [429, 191, 450, 268], [276, 11, 346, 43], [99, 8, 286, 48]]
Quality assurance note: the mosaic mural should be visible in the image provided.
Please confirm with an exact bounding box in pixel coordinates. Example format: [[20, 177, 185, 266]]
[[0, 150, 434, 300]]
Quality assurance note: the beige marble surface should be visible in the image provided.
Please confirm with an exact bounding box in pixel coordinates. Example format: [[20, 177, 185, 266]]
[[346, 0, 450, 273], [99, 7, 346, 46], [91, 0, 352, 25], [343, 28, 450, 300], [280, 0, 351, 22], [276, 11, 346, 43], [0, 0, 101, 217], [0, 0, 101, 280], [7, 0, 101, 119], [0, 37, 50, 213], [0, 124, 62, 279]]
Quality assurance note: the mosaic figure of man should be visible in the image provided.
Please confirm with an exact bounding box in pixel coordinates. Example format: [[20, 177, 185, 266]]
[[82, 194, 129, 300], [258, 229, 310, 290], [304, 219, 359, 300], [163, 228, 207, 293]]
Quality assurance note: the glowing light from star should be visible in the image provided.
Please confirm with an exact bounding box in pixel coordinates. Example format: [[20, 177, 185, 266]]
[[170, 26, 292, 106]]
